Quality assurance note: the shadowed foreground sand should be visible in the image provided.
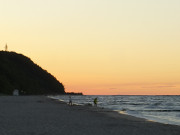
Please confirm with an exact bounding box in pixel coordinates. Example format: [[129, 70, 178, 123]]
[[0, 96, 179, 135]]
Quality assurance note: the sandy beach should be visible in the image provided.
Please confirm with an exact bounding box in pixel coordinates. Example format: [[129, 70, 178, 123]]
[[0, 96, 179, 135]]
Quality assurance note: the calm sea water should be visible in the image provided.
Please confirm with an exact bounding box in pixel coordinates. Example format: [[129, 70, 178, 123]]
[[50, 95, 180, 126]]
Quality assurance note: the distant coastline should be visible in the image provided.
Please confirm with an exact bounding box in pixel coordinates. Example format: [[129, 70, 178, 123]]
[[66, 92, 83, 95]]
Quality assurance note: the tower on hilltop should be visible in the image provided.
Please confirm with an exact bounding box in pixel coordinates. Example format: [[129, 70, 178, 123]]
[[5, 44, 8, 51]]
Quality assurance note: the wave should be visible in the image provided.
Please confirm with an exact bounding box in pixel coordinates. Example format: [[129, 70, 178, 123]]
[[129, 109, 180, 112]]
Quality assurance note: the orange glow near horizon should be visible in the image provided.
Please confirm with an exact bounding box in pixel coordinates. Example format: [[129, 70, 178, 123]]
[[63, 82, 180, 95], [1, 1, 180, 95]]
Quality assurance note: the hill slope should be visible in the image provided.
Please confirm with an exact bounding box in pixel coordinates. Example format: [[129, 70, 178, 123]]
[[0, 51, 65, 95]]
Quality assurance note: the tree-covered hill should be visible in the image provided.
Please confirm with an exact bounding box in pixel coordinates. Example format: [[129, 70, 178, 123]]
[[0, 51, 65, 95]]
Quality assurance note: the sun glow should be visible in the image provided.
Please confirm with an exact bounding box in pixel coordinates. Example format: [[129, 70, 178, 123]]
[[1, 0, 180, 95]]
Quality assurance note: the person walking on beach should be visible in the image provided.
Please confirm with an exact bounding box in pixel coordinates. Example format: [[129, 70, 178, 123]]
[[93, 98, 97, 107], [69, 96, 72, 106]]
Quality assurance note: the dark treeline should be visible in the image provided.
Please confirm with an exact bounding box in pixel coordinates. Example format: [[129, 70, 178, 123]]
[[0, 51, 65, 95], [66, 92, 83, 95]]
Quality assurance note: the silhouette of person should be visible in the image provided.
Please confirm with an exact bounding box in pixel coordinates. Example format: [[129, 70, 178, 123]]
[[69, 96, 72, 106], [94, 98, 97, 107]]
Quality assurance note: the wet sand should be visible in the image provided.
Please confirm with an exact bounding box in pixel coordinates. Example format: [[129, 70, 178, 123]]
[[0, 96, 179, 135]]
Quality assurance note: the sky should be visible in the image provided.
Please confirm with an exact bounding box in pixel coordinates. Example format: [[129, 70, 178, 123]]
[[0, 0, 180, 95]]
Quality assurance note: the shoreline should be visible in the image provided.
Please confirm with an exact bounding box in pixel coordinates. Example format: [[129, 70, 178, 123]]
[[49, 96, 148, 120], [49, 95, 180, 127], [0, 96, 180, 135], [49, 96, 180, 126]]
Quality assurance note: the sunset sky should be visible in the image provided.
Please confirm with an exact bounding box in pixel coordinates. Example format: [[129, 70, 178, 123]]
[[0, 0, 180, 95]]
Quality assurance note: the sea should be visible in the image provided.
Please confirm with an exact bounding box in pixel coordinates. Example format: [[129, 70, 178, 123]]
[[50, 95, 180, 126]]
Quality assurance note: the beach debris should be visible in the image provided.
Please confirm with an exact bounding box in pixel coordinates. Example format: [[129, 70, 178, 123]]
[[84, 103, 92, 106]]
